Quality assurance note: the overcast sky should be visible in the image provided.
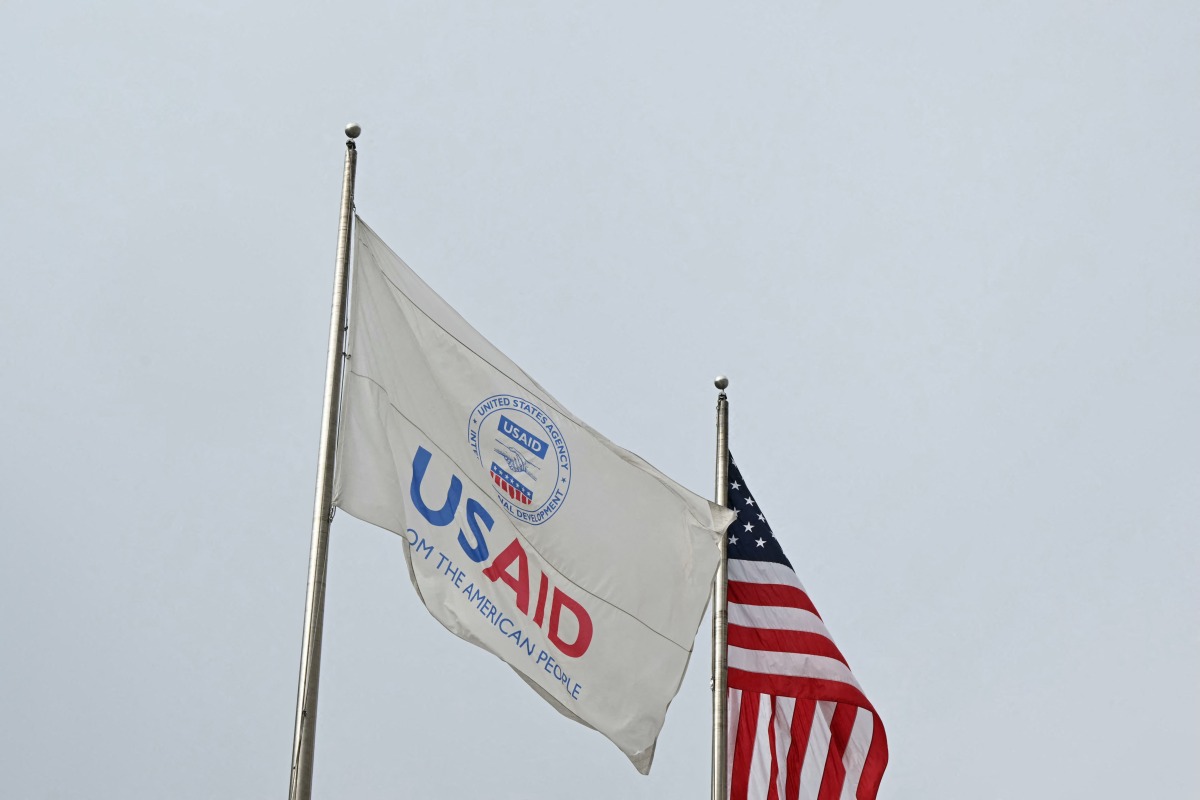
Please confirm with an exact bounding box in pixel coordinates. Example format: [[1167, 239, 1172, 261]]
[[1, 3, 1196, 798]]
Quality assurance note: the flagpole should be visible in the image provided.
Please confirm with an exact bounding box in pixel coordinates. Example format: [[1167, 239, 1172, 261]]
[[288, 123, 360, 800], [711, 375, 730, 800]]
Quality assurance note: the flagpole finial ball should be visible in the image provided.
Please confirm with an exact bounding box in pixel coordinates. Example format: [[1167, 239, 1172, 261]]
[[345, 123, 362, 139], [714, 376, 729, 391]]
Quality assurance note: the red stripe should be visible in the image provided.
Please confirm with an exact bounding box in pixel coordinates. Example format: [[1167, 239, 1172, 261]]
[[786, 698, 815, 798], [727, 670, 878, 716], [855, 715, 889, 800], [816, 704, 857, 800], [729, 691, 759, 800], [728, 625, 849, 666], [766, 699, 780, 800], [728, 581, 821, 618]]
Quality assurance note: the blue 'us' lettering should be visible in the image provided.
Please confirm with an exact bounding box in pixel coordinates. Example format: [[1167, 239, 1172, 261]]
[[410, 446, 491, 563]]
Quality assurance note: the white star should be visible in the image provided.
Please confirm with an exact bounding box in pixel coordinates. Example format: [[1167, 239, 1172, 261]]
[[744, 496, 756, 507], [729, 534, 739, 545], [743, 522, 754, 532], [757, 513, 765, 522], [755, 537, 766, 547], [731, 480, 741, 490]]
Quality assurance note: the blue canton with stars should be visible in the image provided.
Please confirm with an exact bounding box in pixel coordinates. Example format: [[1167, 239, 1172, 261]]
[[726, 455, 794, 569]]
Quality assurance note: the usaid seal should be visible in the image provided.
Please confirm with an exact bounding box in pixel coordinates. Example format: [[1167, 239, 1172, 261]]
[[467, 394, 571, 525]]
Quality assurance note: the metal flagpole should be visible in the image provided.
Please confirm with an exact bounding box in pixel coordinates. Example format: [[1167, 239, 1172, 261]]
[[288, 123, 361, 800], [711, 375, 731, 800]]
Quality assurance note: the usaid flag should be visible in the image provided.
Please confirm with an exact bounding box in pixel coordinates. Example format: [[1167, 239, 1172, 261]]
[[334, 217, 735, 772]]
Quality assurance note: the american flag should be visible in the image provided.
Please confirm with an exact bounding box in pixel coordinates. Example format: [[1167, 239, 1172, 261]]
[[725, 456, 887, 800]]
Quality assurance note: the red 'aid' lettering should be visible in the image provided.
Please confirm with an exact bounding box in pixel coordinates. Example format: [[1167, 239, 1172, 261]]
[[482, 539, 530, 614], [548, 588, 593, 658], [532, 572, 549, 627]]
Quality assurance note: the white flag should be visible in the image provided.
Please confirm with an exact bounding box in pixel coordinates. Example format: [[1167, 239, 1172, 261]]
[[334, 217, 735, 772]]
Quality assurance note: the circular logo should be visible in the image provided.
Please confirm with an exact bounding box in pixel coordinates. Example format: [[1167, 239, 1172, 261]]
[[468, 394, 571, 525]]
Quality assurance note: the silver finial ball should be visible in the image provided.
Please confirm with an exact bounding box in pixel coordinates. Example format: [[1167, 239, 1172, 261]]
[[714, 375, 729, 390], [345, 123, 362, 139]]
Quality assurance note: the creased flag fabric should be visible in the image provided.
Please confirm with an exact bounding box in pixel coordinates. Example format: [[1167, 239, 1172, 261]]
[[333, 217, 736, 773], [725, 457, 887, 800]]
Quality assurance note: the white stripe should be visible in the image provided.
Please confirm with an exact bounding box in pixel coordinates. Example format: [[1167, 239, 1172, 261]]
[[747, 693, 774, 800], [773, 696, 796, 799], [729, 559, 807, 589], [728, 646, 863, 691], [727, 687, 742, 791], [839, 707, 874, 800], [728, 602, 830, 637], [797, 701, 835, 800]]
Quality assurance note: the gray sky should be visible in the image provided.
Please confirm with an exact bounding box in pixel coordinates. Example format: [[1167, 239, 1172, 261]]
[[2, 2, 1196, 798]]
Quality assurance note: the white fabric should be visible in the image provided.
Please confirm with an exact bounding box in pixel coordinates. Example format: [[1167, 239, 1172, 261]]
[[334, 217, 735, 773], [797, 703, 836, 800], [728, 603, 829, 636], [727, 647, 864, 691], [838, 708, 874, 800], [747, 692, 775, 800], [728, 558, 809, 588], [727, 688, 743, 788], [771, 696, 797, 799]]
